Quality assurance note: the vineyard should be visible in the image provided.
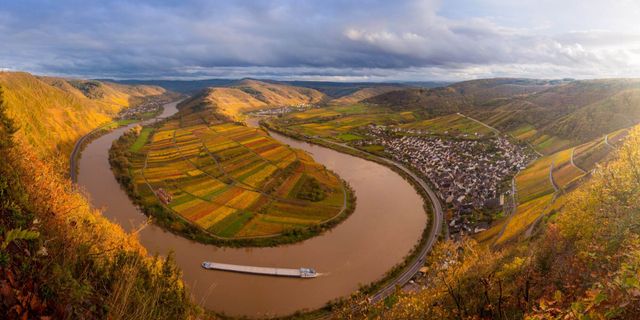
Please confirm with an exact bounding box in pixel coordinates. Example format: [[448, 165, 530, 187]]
[[123, 108, 347, 240], [479, 130, 629, 246]]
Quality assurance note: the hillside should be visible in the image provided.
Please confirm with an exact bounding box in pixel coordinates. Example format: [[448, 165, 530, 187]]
[[41, 77, 165, 114], [366, 78, 640, 154], [0, 72, 166, 161], [0, 84, 195, 319], [181, 79, 326, 119], [343, 126, 640, 319], [365, 78, 556, 113], [330, 86, 403, 105]]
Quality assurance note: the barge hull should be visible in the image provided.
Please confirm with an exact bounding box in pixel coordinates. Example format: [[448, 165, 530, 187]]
[[202, 262, 316, 278]]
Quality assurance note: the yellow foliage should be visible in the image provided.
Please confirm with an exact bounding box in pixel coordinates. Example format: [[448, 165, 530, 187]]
[[0, 71, 165, 165]]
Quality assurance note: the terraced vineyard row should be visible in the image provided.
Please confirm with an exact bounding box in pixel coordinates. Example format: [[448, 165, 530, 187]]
[[483, 130, 629, 245]]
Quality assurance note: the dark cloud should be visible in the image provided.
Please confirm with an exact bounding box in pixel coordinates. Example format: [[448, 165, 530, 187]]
[[1, 0, 640, 80]]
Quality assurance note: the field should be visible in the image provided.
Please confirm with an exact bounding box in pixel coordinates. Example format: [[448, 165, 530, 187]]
[[550, 148, 584, 188], [494, 193, 555, 245], [514, 155, 555, 203], [401, 113, 494, 137], [607, 128, 630, 145], [273, 102, 624, 247], [279, 104, 411, 140], [275, 105, 496, 144], [495, 146, 586, 244], [479, 132, 622, 245], [128, 108, 346, 239], [130, 127, 152, 152]]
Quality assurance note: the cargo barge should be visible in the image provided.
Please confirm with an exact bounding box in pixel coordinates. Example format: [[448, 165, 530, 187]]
[[202, 262, 318, 278]]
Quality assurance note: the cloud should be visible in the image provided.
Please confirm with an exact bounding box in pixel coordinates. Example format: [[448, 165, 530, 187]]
[[1, 0, 640, 80]]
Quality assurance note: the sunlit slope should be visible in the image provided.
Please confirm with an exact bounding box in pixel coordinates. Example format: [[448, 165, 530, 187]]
[[41, 76, 165, 114], [0, 71, 165, 160], [182, 79, 325, 119], [0, 72, 111, 158], [0, 77, 193, 319], [477, 128, 628, 246]]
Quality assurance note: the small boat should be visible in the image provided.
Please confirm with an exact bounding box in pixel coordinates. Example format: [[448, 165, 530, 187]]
[[202, 261, 318, 278]]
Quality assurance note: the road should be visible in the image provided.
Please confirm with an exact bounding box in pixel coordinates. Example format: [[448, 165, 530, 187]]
[[604, 133, 615, 149], [549, 162, 559, 193], [301, 137, 444, 304], [570, 147, 587, 173]]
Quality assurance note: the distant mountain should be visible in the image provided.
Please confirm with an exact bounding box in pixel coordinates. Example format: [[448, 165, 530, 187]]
[[112, 78, 237, 94], [330, 86, 405, 105], [366, 78, 557, 112], [111, 78, 448, 98]]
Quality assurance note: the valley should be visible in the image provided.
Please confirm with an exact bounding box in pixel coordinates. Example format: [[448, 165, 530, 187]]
[[7, 2, 640, 319], [76, 99, 429, 316], [3, 73, 640, 319], [261, 78, 632, 249]]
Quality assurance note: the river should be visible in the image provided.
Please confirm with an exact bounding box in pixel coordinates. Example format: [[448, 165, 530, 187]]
[[77, 101, 427, 317]]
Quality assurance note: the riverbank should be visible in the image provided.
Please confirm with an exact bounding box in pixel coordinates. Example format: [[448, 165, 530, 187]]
[[108, 116, 357, 247], [258, 119, 444, 311], [69, 119, 139, 182], [77, 101, 429, 317], [69, 94, 181, 182]]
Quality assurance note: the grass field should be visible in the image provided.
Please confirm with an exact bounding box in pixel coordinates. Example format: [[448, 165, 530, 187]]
[[573, 139, 607, 170], [128, 109, 346, 239], [130, 127, 152, 152], [607, 128, 630, 145], [473, 218, 506, 245]]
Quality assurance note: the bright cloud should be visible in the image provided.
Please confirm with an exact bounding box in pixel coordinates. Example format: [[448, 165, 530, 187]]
[[1, 0, 640, 81]]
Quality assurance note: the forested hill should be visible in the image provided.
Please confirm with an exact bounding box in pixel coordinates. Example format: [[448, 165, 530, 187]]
[[365, 78, 640, 153], [0, 72, 167, 161], [0, 81, 196, 319]]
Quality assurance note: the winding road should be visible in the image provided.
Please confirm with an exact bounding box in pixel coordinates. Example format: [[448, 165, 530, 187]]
[[277, 134, 445, 303], [570, 147, 588, 174]]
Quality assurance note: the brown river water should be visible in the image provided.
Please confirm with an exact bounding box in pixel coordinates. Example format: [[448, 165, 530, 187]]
[[77, 101, 427, 317]]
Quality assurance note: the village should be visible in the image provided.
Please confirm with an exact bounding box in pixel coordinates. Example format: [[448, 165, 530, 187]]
[[115, 97, 169, 120], [357, 124, 535, 237], [248, 103, 314, 116]]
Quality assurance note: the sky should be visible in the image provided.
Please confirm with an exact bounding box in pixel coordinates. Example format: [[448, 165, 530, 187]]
[[2, 0, 640, 81]]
